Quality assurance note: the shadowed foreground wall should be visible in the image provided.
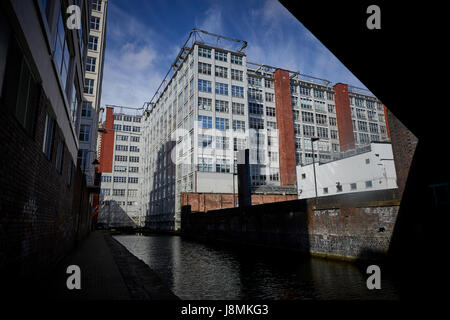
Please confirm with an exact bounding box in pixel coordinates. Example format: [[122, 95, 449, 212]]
[[181, 189, 400, 260]]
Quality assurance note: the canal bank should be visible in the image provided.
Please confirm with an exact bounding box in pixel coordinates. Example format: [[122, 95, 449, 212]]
[[7, 231, 178, 300]]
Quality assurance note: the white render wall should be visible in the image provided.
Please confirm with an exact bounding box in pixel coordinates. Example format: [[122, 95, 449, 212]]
[[296, 142, 397, 199]]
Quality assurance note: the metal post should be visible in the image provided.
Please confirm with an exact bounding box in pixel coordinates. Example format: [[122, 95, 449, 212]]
[[311, 138, 319, 203]]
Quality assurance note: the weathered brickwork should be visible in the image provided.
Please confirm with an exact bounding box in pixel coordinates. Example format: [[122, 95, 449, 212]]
[[181, 190, 400, 260], [0, 89, 91, 280], [180, 192, 297, 213], [385, 109, 418, 198]]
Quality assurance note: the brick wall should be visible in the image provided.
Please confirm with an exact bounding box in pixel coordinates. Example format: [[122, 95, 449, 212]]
[[274, 69, 297, 185], [98, 107, 114, 173], [333, 83, 355, 151], [181, 189, 400, 261], [0, 88, 91, 280], [385, 109, 418, 198], [180, 192, 297, 213]]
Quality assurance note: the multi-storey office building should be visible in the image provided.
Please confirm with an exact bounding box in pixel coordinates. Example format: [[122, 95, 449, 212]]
[[141, 34, 391, 231], [0, 0, 96, 278], [98, 107, 143, 227], [78, 0, 108, 186]]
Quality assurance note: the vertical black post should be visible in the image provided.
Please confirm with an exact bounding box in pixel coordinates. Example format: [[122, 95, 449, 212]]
[[237, 149, 251, 207]]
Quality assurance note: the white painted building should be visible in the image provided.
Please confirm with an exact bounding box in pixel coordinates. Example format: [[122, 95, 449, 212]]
[[296, 142, 397, 199]]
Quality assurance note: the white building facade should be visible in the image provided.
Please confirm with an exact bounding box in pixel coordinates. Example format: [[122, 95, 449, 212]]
[[296, 142, 398, 199]]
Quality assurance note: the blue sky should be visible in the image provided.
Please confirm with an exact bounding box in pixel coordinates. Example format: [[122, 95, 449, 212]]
[[101, 0, 368, 109]]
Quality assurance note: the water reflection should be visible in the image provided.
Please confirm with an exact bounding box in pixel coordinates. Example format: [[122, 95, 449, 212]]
[[114, 235, 399, 300]]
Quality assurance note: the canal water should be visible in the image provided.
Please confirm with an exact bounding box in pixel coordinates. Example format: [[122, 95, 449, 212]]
[[113, 234, 400, 300]]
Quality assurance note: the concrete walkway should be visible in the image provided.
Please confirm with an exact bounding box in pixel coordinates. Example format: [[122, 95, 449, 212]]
[[24, 231, 178, 300]]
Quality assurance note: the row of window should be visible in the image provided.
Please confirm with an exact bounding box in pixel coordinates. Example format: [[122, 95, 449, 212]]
[[114, 115, 142, 122], [198, 46, 243, 65], [112, 124, 141, 132], [101, 189, 138, 197], [115, 145, 140, 152], [116, 135, 140, 142], [115, 155, 140, 162]]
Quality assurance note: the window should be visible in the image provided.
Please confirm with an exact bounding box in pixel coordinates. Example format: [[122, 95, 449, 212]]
[[128, 177, 139, 183], [3, 35, 41, 136], [313, 89, 324, 99], [216, 158, 230, 173], [329, 117, 337, 126], [265, 92, 274, 102], [198, 97, 212, 111], [129, 167, 139, 173], [328, 104, 335, 113], [359, 133, 370, 144], [198, 115, 212, 128], [114, 166, 127, 172], [269, 168, 279, 181], [365, 158, 370, 164], [115, 155, 127, 162], [355, 98, 364, 107], [128, 189, 138, 197], [231, 69, 243, 81], [316, 114, 328, 125], [198, 134, 213, 148], [116, 145, 128, 151], [86, 56, 96, 72], [330, 130, 338, 139], [232, 85, 244, 98], [265, 79, 274, 89], [215, 100, 229, 113], [55, 138, 64, 174], [215, 117, 229, 130], [131, 136, 140, 142], [299, 86, 310, 96], [198, 156, 213, 172], [198, 62, 211, 75], [232, 102, 245, 115], [365, 180, 373, 188], [90, 16, 100, 30], [133, 117, 141, 123], [101, 189, 110, 196], [79, 125, 90, 142], [303, 125, 315, 137], [369, 122, 379, 133], [323, 187, 328, 194], [248, 88, 262, 101], [294, 124, 302, 135], [114, 176, 126, 183], [81, 102, 92, 117], [248, 102, 263, 115], [248, 76, 262, 87], [356, 108, 366, 119], [302, 111, 314, 123], [132, 126, 140, 132], [301, 173, 306, 179], [88, 36, 98, 51], [114, 115, 122, 121], [317, 127, 328, 138], [117, 135, 128, 141], [233, 120, 245, 132], [231, 54, 242, 65], [266, 107, 276, 117], [198, 79, 211, 93], [84, 78, 94, 94], [129, 156, 139, 163], [215, 50, 227, 62], [123, 115, 133, 122], [215, 82, 228, 95], [92, 0, 102, 11], [54, 11, 70, 92], [113, 189, 125, 196], [267, 121, 277, 131], [249, 117, 264, 130], [130, 146, 139, 152], [198, 46, 211, 58], [234, 138, 246, 151], [122, 125, 131, 132], [358, 121, 368, 132], [216, 136, 229, 149], [336, 183, 343, 192], [215, 66, 228, 78]]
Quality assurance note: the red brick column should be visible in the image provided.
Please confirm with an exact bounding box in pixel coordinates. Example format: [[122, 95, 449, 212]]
[[333, 83, 354, 151], [383, 104, 391, 139], [274, 69, 297, 186], [98, 107, 114, 173]]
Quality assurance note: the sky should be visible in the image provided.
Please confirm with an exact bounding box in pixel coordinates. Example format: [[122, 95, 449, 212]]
[[101, 0, 368, 110]]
